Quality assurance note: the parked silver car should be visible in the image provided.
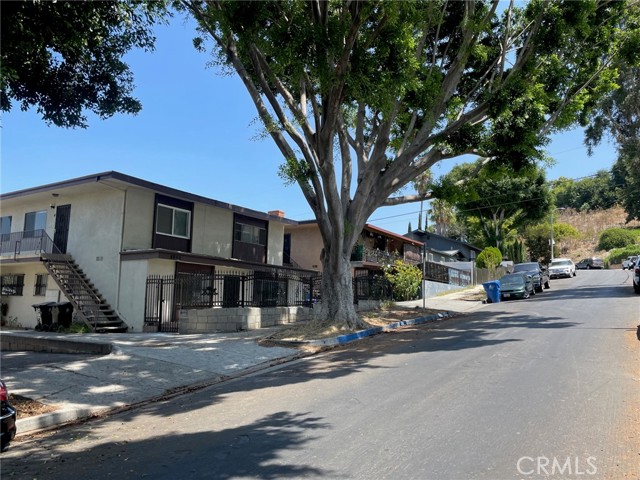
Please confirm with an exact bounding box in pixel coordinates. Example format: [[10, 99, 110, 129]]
[[622, 255, 637, 270], [548, 258, 576, 279]]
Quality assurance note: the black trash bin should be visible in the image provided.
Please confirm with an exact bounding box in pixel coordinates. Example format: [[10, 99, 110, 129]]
[[32, 302, 57, 330], [54, 302, 74, 328]]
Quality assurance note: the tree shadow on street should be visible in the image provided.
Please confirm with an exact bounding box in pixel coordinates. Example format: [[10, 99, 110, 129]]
[[2, 410, 334, 480]]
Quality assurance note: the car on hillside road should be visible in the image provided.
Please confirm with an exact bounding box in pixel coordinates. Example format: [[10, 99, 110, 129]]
[[500, 273, 535, 300], [622, 255, 637, 270], [1, 379, 17, 451], [512, 262, 550, 293], [548, 258, 576, 279], [576, 257, 605, 269], [633, 257, 640, 294]]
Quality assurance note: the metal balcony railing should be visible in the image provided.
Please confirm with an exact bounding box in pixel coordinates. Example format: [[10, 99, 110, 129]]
[[0, 230, 54, 258]]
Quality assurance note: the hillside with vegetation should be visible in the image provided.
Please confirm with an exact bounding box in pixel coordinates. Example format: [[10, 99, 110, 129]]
[[554, 207, 640, 265]]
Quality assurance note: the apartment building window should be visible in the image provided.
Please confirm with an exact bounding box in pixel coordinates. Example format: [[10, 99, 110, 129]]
[[1, 274, 25, 296], [24, 210, 47, 237], [156, 204, 191, 238], [34, 274, 48, 296], [1, 216, 11, 241], [234, 222, 267, 246]]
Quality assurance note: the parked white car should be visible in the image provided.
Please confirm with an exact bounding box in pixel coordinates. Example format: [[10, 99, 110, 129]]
[[622, 255, 637, 270], [548, 258, 576, 279]]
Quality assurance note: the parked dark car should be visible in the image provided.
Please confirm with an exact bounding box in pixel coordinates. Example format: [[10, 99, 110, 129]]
[[512, 262, 550, 293], [1, 380, 17, 451], [576, 257, 605, 269], [633, 257, 640, 294], [500, 273, 535, 300]]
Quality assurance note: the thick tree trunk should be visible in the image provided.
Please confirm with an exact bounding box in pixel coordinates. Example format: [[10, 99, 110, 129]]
[[319, 250, 365, 330]]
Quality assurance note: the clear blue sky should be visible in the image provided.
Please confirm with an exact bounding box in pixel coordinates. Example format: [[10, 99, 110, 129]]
[[1, 16, 617, 235]]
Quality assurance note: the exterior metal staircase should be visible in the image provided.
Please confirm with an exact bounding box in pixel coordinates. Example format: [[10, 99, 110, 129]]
[[41, 253, 128, 333]]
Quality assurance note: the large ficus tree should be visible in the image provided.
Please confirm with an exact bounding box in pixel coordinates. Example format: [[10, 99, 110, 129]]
[[1, 1, 166, 128], [180, 0, 638, 328]]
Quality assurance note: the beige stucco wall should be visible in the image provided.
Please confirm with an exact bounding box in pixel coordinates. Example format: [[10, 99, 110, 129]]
[[0, 263, 62, 329], [285, 224, 324, 272], [121, 187, 154, 251], [63, 189, 125, 306], [191, 203, 233, 257], [118, 258, 176, 332]]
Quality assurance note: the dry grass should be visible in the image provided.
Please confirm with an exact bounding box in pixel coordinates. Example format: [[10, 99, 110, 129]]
[[556, 207, 640, 260], [9, 393, 58, 419]]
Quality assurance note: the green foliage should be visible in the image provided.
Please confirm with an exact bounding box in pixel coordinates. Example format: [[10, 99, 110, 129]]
[[1, 1, 167, 128], [502, 239, 527, 264], [383, 260, 422, 301], [435, 160, 552, 248], [551, 171, 620, 211], [476, 247, 502, 269], [597, 228, 638, 251], [523, 221, 580, 264], [606, 244, 640, 265], [606, 243, 640, 265], [61, 323, 91, 334], [585, 45, 640, 221]]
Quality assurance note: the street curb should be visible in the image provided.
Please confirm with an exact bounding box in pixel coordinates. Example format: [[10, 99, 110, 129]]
[[1, 332, 112, 355], [308, 311, 453, 346], [16, 406, 106, 434]]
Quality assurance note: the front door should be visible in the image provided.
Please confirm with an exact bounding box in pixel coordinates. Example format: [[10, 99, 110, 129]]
[[54, 204, 71, 254]]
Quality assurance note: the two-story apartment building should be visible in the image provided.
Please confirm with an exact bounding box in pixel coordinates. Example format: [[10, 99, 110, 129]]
[[0, 172, 311, 332]]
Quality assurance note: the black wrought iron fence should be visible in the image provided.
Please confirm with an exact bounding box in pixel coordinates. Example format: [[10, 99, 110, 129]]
[[144, 270, 319, 332]]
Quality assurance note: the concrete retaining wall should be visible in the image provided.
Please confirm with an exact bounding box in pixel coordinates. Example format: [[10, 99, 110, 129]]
[[0, 332, 112, 354], [178, 306, 315, 334], [178, 299, 384, 334]]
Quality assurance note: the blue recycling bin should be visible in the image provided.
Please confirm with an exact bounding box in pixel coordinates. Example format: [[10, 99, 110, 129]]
[[482, 280, 501, 303]]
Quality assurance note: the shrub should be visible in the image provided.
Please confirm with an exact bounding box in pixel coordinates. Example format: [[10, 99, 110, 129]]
[[383, 260, 422, 301], [476, 247, 502, 269], [606, 244, 640, 265], [597, 228, 637, 251]]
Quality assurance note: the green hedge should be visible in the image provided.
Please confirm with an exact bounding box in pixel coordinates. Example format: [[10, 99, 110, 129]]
[[606, 244, 640, 265]]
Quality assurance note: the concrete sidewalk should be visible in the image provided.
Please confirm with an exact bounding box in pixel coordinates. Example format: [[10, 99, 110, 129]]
[[1, 286, 487, 436]]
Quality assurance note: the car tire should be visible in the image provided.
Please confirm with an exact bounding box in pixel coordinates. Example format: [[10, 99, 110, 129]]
[[634, 283, 640, 294]]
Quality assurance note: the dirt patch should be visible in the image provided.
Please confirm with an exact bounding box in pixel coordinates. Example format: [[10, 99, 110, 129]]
[[9, 393, 59, 419], [259, 305, 446, 346]]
